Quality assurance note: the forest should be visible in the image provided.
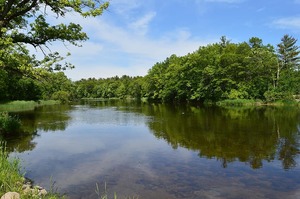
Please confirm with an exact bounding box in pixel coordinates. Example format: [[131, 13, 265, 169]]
[[2, 35, 300, 104]]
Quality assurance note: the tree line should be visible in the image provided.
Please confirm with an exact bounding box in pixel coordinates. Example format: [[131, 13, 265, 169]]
[[72, 35, 300, 103], [0, 35, 300, 103]]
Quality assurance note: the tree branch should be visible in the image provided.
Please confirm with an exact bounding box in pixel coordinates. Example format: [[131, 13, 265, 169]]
[[6, 0, 38, 23], [1, 0, 16, 19]]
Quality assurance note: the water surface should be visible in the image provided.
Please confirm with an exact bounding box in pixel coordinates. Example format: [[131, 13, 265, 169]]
[[4, 101, 300, 199]]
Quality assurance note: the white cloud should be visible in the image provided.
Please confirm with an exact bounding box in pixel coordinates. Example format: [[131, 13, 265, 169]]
[[80, 15, 208, 58], [129, 12, 156, 35], [109, 0, 141, 17], [272, 17, 300, 30], [50, 11, 212, 80], [28, 6, 215, 80]]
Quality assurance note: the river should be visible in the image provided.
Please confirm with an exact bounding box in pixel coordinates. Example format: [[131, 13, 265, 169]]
[[4, 100, 300, 199]]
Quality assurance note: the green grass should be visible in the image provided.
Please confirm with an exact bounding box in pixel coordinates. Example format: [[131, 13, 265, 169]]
[[0, 100, 59, 112], [217, 98, 300, 107], [269, 100, 300, 106], [216, 99, 260, 107], [0, 142, 23, 196], [0, 142, 63, 198]]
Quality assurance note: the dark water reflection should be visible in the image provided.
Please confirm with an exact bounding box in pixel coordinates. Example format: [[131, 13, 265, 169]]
[[4, 101, 300, 199]]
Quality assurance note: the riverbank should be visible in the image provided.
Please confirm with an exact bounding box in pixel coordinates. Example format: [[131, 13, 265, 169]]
[[0, 100, 60, 112], [216, 99, 300, 107]]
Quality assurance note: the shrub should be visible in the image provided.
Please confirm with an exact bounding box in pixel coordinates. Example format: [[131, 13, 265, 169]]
[[228, 89, 249, 100], [264, 90, 294, 103], [51, 91, 70, 104], [0, 112, 21, 134]]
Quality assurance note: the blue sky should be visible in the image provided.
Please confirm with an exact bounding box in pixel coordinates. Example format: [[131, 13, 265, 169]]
[[54, 0, 300, 80]]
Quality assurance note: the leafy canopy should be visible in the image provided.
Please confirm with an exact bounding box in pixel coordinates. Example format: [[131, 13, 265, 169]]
[[0, 0, 109, 74]]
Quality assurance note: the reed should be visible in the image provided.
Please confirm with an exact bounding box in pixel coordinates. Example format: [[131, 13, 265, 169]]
[[216, 99, 258, 107], [0, 100, 59, 112], [95, 182, 139, 199]]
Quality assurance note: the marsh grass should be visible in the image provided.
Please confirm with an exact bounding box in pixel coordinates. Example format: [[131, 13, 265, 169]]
[[0, 100, 59, 112], [216, 99, 259, 107]]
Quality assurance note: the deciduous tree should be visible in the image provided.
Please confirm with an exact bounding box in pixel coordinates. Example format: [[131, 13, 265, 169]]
[[0, 0, 109, 71]]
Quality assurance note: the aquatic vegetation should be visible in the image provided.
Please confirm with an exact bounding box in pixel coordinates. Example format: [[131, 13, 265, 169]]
[[216, 99, 260, 107], [0, 112, 21, 134], [0, 100, 59, 112], [95, 182, 139, 199]]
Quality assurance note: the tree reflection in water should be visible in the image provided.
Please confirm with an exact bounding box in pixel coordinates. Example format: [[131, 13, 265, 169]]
[[1, 105, 71, 152], [143, 104, 300, 170], [1, 101, 300, 170]]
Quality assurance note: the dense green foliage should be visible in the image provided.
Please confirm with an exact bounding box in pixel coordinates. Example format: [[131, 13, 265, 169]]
[[143, 36, 295, 103], [74, 36, 300, 103], [0, 0, 108, 101], [74, 75, 144, 100], [0, 112, 21, 133], [1, 35, 299, 104]]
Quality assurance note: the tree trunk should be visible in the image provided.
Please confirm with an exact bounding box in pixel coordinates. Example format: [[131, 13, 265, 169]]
[[275, 65, 280, 89]]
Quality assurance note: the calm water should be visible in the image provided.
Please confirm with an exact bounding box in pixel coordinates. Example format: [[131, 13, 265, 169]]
[[4, 100, 300, 199]]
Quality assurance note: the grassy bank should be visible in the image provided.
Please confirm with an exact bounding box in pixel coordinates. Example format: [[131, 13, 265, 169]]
[[0, 100, 59, 112], [216, 99, 262, 107], [216, 99, 300, 107], [0, 142, 23, 196]]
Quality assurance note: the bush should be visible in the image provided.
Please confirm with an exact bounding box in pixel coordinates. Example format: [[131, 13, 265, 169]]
[[0, 112, 21, 134], [228, 89, 249, 100], [264, 90, 294, 103], [51, 91, 70, 104]]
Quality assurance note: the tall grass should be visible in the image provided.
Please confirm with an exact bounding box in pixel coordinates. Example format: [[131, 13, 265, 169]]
[[0, 100, 59, 112], [216, 99, 260, 107], [0, 142, 23, 196]]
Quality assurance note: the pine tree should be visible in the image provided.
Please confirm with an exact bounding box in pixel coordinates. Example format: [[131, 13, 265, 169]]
[[276, 34, 300, 88]]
